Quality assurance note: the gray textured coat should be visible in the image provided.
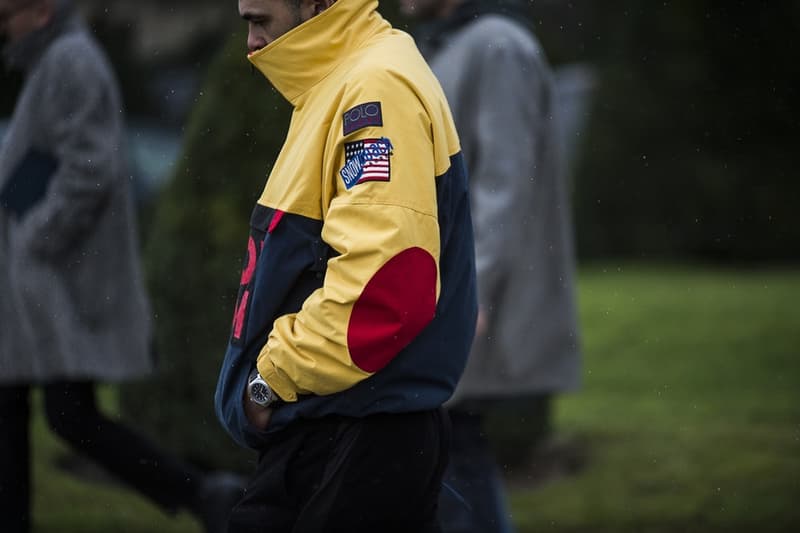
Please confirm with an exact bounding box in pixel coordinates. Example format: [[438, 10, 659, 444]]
[[0, 13, 152, 383], [422, 14, 581, 402]]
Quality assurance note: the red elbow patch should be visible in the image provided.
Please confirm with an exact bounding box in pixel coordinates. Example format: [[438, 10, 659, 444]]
[[348, 247, 437, 373]]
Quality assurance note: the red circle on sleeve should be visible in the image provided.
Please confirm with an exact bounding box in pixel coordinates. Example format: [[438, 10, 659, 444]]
[[347, 247, 437, 373]]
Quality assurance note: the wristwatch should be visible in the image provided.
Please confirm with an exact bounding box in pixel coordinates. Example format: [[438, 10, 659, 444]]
[[247, 368, 279, 407]]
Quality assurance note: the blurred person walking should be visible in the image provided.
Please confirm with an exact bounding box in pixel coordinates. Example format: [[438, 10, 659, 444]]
[[400, 0, 582, 531], [0, 1, 241, 531]]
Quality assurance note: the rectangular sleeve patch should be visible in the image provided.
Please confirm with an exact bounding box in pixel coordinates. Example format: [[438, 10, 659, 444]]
[[339, 137, 393, 190], [343, 102, 383, 136]]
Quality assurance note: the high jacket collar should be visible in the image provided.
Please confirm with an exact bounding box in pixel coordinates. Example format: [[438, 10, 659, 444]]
[[247, 0, 389, 106]]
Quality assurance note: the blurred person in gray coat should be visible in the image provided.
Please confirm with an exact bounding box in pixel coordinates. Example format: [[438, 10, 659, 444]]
[[0, 1, 241, 531], [400, 0, 582, 531]]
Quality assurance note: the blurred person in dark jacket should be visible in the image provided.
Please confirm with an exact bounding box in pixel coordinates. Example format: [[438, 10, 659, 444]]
[[400, 0, 582, 531], [0, 1, 241, 531]]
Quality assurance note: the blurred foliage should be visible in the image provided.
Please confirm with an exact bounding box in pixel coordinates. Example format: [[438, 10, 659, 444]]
[[396, 0, 799, 261], [86, 15, 229, 125], [5, 2, 795, 262], [119, 32, 292, 470], [563, 0, 800, 262]]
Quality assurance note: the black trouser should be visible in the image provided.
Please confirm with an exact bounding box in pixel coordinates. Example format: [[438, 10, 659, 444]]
[[229, 409, 451, 533], [0, 381, 202, 533]]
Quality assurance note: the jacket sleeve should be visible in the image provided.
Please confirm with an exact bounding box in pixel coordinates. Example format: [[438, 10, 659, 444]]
[[20, 47, 119, 258], [257, 70, 443, 401], [468, 34, 549, 313]]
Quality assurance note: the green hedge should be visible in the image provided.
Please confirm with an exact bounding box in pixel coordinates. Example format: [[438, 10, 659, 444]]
[[568, 1, 800, 262], [120, 33, 291, 470]]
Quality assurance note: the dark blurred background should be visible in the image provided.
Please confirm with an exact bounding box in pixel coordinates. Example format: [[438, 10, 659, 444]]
[[4, 0, 795, 262], [1, 0, 797, 499]]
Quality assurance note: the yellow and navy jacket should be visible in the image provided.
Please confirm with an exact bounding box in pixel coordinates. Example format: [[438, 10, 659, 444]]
[[214, 0, 477, 449]]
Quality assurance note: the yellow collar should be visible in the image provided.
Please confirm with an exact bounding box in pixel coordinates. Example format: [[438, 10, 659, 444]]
[[247, 0, 389, 105]]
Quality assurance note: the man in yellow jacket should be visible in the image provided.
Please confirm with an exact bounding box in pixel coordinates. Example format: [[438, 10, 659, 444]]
[[214, 0, 477, 530]]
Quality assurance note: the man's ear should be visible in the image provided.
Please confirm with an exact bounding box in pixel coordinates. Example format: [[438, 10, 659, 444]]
[[302, 0, 336, 20]]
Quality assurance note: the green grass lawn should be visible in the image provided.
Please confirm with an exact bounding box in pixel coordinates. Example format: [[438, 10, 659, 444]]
[[511, 264, 800, 532], [28, 264, 800, 532]]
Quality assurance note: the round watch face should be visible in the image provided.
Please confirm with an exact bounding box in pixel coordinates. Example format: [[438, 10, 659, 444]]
[[250, 382, 271, 405]]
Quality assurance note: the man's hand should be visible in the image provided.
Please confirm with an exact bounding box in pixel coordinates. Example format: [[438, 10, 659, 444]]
[[243, 393, 273, 430]]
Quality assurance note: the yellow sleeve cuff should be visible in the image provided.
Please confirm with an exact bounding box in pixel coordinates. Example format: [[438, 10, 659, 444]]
[[256, 353, 298, 403]]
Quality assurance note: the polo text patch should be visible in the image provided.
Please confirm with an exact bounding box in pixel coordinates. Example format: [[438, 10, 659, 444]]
[[343, 102, 383, 136], [340, 137, 393, 190]]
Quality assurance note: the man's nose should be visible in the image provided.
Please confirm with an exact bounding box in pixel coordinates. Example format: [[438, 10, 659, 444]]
[[247, 30, 265, 54]]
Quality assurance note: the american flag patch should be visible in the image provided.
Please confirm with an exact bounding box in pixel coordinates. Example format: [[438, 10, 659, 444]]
[[340, 137, 393, 190]]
